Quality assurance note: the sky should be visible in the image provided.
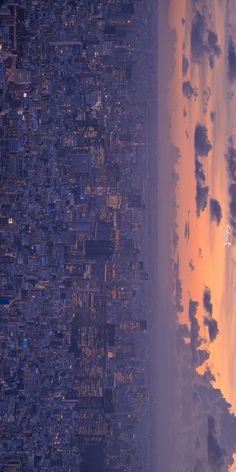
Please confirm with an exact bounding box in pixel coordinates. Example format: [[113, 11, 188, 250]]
[[169, 0, 236, 404], [162, 0, 236, 469]]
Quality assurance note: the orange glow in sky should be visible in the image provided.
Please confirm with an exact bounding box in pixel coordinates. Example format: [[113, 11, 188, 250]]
[[168, 0, 236, 427]]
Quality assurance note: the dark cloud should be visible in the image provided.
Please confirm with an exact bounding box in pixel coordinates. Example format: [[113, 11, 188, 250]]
[[196, 184, 209, 216], [189, 300, 201, 363], [183, 81, 197, 99], [175, 277, 184, 313], [191, 11, 221, 65], [189, 260, 195, 271], [194, 127, 211, 216], [229, 183, 236, 237], [194, 124, 212, 157], [210, 199, 222, 225], [173, 259, 184, 313], [228, 38, 236, 81], [202, 366, 215, 383], [208, 416, 227, 470], [225, 145, 236, 235], [190, 315, 200, 350], [203, 288, 219, 342], [189, 299, 199, 318], [226, 145, 236, 182], [203, 287, 213, 315], [182, 55, 189, 76], [191, 11, 205, 59], [178, 324, 190, 339], [208, 31, 221, 58], [184, 220, 190, 240], [196, 348, 209, 367], [229, 183, 236, 220], [195, 157, 206, 185], [204, 318, 219, 342]]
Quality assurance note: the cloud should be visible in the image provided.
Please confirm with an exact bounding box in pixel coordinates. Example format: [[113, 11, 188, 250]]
[[184, 217, 190, 240], [183, 81, 197, 99], [182, 55, 189, 76], [202, 367, 215, 383], [173, 259, 184, 313], [194, 127, 211, 216], [228, 197, 236, 234], [196, 348, 209, 367], [189, 300, 202, 363], [229, 183, 236, 221], [191, 11, 221, 65], [191, 11, 206, 59], [208, 31, 221, 59], [211, 111, 216, 122], [228, 38, 236, 81], [203, 287, 213, 315], [204, 318, 219, 342], [225, 144, 236, 235], [194, 124, 212, 157], [210, 199, 222, 225], [207, 416, 227, 470], [175, 276, 184, 312], [189, 260, 195, 270], [226, 145, 236, 182], [188, 301, 216, 359], [196, 184, 209, 216], [195, 157, 206, 185], [178, 324, 190, 339], [202, 288, 219, 342], [189, 299, 199, 318]]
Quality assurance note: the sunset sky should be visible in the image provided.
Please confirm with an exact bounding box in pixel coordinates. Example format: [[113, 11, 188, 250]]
[[169, 0, 236, 408], [166, 0, 236, 468]]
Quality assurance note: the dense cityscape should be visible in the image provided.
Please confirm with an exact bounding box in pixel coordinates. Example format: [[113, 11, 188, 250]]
[[0, 1, 157, 471]]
